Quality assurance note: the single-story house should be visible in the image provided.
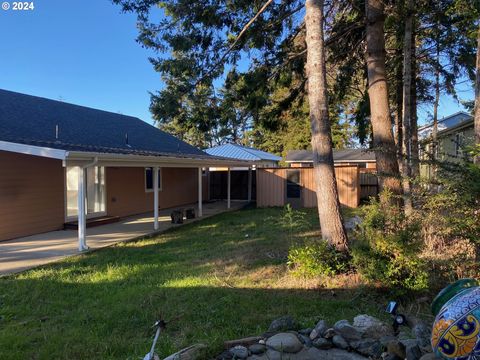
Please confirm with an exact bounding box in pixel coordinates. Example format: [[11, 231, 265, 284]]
[[205, 144, 281, 201], [0, 89, 251, 250], [285, 149, 376, 169]]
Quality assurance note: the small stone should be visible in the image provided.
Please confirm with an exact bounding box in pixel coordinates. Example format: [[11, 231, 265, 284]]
[[259, 339, 266, 345], [310, 320, 329, 340], [332, 335, 349, 350], [298, 334, 313, 347], [249, 344, 266, 355], [266, 333, 304, 353], [230, 345, 249, 359], [268, 316, 297, 332], [380, 336, 397, 347], [406, 344, 422, 360], [387, 340, 406, 359], [334, 320, 362, 342], [299, 328, 313, 336], [217, 350, 234, 360], [412, 322, 431, 348], [382, 353, 403, 360], [313, 337, 333, 349], [419, 353, 442, 360], [350, 339, 383, 358], [307, 348, 369, 360], [324, 328, 336, 339], [265, 349, 282, 360]]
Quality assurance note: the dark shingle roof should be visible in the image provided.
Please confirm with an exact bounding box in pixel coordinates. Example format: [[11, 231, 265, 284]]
[[286, 149, 376, 162], [0, 89, 207, 157], [205, 144, 282, 162]]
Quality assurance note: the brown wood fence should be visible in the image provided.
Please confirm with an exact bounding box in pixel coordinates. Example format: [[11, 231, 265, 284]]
[[256, 165, 360, 208]]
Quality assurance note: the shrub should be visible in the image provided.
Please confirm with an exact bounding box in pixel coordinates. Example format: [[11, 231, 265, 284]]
[[287, 240, 349, 278], [351, 191, 429, 293]]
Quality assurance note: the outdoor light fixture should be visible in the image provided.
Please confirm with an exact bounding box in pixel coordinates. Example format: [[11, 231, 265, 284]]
[[386, 301, 406, 333]]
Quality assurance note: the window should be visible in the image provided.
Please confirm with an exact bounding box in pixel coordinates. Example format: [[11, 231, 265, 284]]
[[145, 167, 162, 192], [286, 170, 301, 198], [455, 132, 464, 157]]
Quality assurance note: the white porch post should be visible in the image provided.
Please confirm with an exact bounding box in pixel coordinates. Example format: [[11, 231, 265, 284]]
[[153, 167, 159, 230], [247, 167, 252, 203], [198, 167, 203, 217], [77, 166, 87, 251], [227, 167, 231, 209]]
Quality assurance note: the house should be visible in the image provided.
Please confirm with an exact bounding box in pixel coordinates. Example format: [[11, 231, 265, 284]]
[[0, 89, 250, 249], [285, 149, 376, 169], [418, 112, 474, 178], [205, 144, 281, 202]]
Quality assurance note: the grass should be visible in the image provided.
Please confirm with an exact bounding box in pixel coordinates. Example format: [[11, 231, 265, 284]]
[[0, 206, 384, 360]]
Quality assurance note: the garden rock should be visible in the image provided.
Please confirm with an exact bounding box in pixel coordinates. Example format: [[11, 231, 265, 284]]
[[334, 320, 362, 342], [307, 348, 370, 360], [406, 343, 422, 360], [350, 339, 383, 358], [419, 353, 442, 360], [266, 333, 304, 353], [344, 215, 362, 231], [332, 335, 349, 350], [310, 320, 329, 340], [387, 340, 406, 359], [353, 315, 394, 339], [324, 328, 336, 339], [299, 328, 313, 336], [412, 322, 431, 348], [268, 316, 297, 332], [230, 345, 249, 359], [249, 344, 266, 355], [313, 337, 333, 349], [298, 334, 313, 347]]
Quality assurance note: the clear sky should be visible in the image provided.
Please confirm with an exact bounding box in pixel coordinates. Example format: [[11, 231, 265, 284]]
[[0, 0, 474, 128]]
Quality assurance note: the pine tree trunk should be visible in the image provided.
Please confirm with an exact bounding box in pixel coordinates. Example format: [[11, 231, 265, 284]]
[[410, 23, 420, 178], [305, 0, 348, 251], [402, 0, 413, 214], [395, 44, 404, 170], [475, 25, 480, 164], [365, 0, 403, 198], [432, 41, 440, 175]]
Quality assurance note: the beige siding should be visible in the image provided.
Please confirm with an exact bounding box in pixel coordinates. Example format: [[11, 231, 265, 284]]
[[0, 151, 65, 241], [106, 167, 198, 217], [257, 165, 359, 208]]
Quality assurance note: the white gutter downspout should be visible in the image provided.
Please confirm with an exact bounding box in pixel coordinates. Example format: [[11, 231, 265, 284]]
[[78, 157, 98, 251]]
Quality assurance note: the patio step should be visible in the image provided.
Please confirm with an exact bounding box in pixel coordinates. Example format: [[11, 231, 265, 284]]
[[64, 216, 120, 230]]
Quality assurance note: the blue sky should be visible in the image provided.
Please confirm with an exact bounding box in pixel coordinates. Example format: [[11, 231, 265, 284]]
[[0, 0, 474, 128]]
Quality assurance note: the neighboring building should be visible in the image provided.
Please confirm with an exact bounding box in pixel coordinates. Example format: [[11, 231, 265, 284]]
[[0, 89, 248, 248], [205, 144, 281, 168], [285, 149, 376, 169], [205, 144, 281, 202], [419, 112, 474, 179]]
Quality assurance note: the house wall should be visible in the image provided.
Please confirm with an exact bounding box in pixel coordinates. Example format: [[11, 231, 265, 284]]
[[438, 127, 475, 161], [256, 165, 360, 208], [0, 151, 65, 241], [106, 167, 199, 217]]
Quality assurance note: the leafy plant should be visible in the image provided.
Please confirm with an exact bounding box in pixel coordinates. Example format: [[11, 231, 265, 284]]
[[351, 191, 429, 293], [288, 240, 350, 278]]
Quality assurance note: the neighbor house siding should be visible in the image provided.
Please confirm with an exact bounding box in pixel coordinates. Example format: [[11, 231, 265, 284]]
[[257, 165, 360, 208], [106, 167, 198, 217], [0, 151, 65, 241]]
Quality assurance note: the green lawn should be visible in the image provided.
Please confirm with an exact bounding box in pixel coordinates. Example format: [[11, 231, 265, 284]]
[[0, 206, 383, 360]]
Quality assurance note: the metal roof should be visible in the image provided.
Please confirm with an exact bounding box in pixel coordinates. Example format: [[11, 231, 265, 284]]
[[418, 111, 473, 139], [286, 149, 376, 162], [0, 89, 209, 159], [205, 144, 282, 162]]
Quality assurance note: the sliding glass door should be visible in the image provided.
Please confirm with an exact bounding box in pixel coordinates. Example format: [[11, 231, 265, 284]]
[[66, 166, 106, 219]]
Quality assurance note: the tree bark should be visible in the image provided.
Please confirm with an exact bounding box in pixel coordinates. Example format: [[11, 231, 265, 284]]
[[305, 0, 348, 251], [432, 40, 440, 173], [475, 25, 480, 164], [365, 0, 403, 198], [410, 22, 420, 178], [401, 0, 413, 214]]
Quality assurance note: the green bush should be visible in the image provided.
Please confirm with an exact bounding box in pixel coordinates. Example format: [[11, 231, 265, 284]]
[[287, 240, 349, 278], [351, 191, 429, 292]]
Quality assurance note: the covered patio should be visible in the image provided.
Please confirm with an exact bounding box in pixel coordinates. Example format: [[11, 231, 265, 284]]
[[0, 200, 247, 276]]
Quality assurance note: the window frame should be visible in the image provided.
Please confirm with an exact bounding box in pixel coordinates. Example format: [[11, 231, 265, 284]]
[[145, 167, 162, 193]]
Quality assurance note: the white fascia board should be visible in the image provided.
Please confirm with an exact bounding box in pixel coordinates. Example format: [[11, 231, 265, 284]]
[[65, 151, 253, 168], [0, 141, 67, 160]]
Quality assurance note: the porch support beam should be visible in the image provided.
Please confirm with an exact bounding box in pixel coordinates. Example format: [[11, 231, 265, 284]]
[[198, 167, 203, 217], [77, 166, 88, 251], [247, 167, 252, 202], [153, 167, 159, 230], [227, 167, 231, 209]]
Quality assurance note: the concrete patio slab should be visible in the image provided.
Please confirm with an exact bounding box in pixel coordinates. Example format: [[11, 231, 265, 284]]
[[0, 200, 247, 276]]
